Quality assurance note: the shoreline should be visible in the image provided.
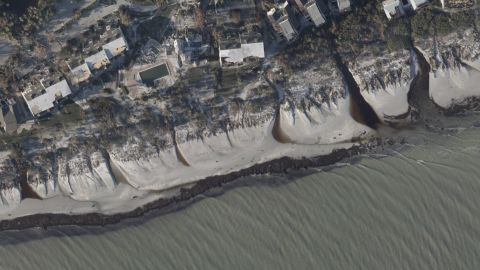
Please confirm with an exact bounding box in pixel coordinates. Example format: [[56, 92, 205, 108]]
[[0, 45, 474, 232], [0, 138, 383, 231]]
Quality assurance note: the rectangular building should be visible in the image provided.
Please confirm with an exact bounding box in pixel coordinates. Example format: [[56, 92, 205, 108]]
[[268, 2, 299, 41], [85, 50, 110, 71], [219, 42, 265, 66], [102, 36, 129, 59], [0, 106, 17, 134], [383, 0, 429, 20], [23, 80, 72, 116], [70, 63, 92, 85], [294, 0, 327, 27], [330, 0, 351, 14]]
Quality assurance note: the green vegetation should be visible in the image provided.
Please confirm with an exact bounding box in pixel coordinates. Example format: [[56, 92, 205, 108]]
[[137, 15, 171, 41], [37, 102, 85, 130], [385, 17, 411, 51], [411, 7, 476, 39], [332, 0, 388, 54]]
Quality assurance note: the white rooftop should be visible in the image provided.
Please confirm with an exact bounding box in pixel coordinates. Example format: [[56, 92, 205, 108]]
[[279, 1, 289, 9], [279, 18, 297, 40], [267, 8, 276, 16], [102, 36, 129, 59], [70, 63, 92, 84], [306, 2, 326, 26], [409, 0, 428, 9], [219, 42, 265, 65], [337, 0, 351, 11], [383, 0, 403, 19], [85, 50, 110, 70], [24, 80, 72, 115]]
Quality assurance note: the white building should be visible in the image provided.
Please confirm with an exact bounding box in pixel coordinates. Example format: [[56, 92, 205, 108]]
[[102, 36, 129, 59], [267, 2, 298, 41], [409, 0, 429, 10], [334, 0, 351, 13], [219, 42, 265, 66], [383, 0, 429, 20], [23, 80, 72, 116], [305, 1, 327, 26], [294, 0, 327, 26], [70, 63, 92, 85], [383, 0, 406, 20], [85, 50, 110, 71]]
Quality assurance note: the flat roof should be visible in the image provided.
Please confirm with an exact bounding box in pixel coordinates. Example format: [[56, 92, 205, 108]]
[[337, 0, 351, 11], [139, 64, 170, 85], [85, 50, 110, 70], [102, 36, 128, 59], [306, 2, 326, 26], [24, 80, 72, 115], [279, 18, 296, 40], [70, 63, 92, 84], [219, 42, 265, 64]]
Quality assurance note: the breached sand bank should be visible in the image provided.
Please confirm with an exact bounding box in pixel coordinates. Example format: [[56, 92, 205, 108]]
[[351, 49, 418, 122], [0, 94, 375, 224], [416, 29, 480, 109], [9, 28, 480, 228]]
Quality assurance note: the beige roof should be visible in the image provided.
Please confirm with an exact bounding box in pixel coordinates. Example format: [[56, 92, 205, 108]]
[[70, 63, 92, 84], [102, 36, 129, 59], [85, 50, 110, 70]]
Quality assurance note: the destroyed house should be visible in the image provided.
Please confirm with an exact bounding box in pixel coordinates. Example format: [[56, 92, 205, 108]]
[[218, 31, 265, 66], [65, 20, 129, 72], [174, 32, 210, 64], [0, 105, 17, 134]]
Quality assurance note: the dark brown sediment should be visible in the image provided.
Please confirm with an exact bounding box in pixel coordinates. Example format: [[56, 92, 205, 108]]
[[408, 48, 436, 118], [272, 107, 294, 144], [323, 29, 382, 130]]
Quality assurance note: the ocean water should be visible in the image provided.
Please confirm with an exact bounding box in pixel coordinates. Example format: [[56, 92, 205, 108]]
[[1, 115, 480, 269]]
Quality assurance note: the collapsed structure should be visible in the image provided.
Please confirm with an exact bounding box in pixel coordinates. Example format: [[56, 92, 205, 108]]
[[210, 0, 265, 67], [218, 30, 265, 66], [0, 105, 17, 134], [21, 22, 129, 117]]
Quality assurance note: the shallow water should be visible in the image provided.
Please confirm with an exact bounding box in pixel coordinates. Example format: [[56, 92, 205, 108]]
[[1, 115, 480, 269]]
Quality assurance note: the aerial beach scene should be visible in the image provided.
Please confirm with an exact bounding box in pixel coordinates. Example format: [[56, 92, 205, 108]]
[[0, 0, 480, 268]]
